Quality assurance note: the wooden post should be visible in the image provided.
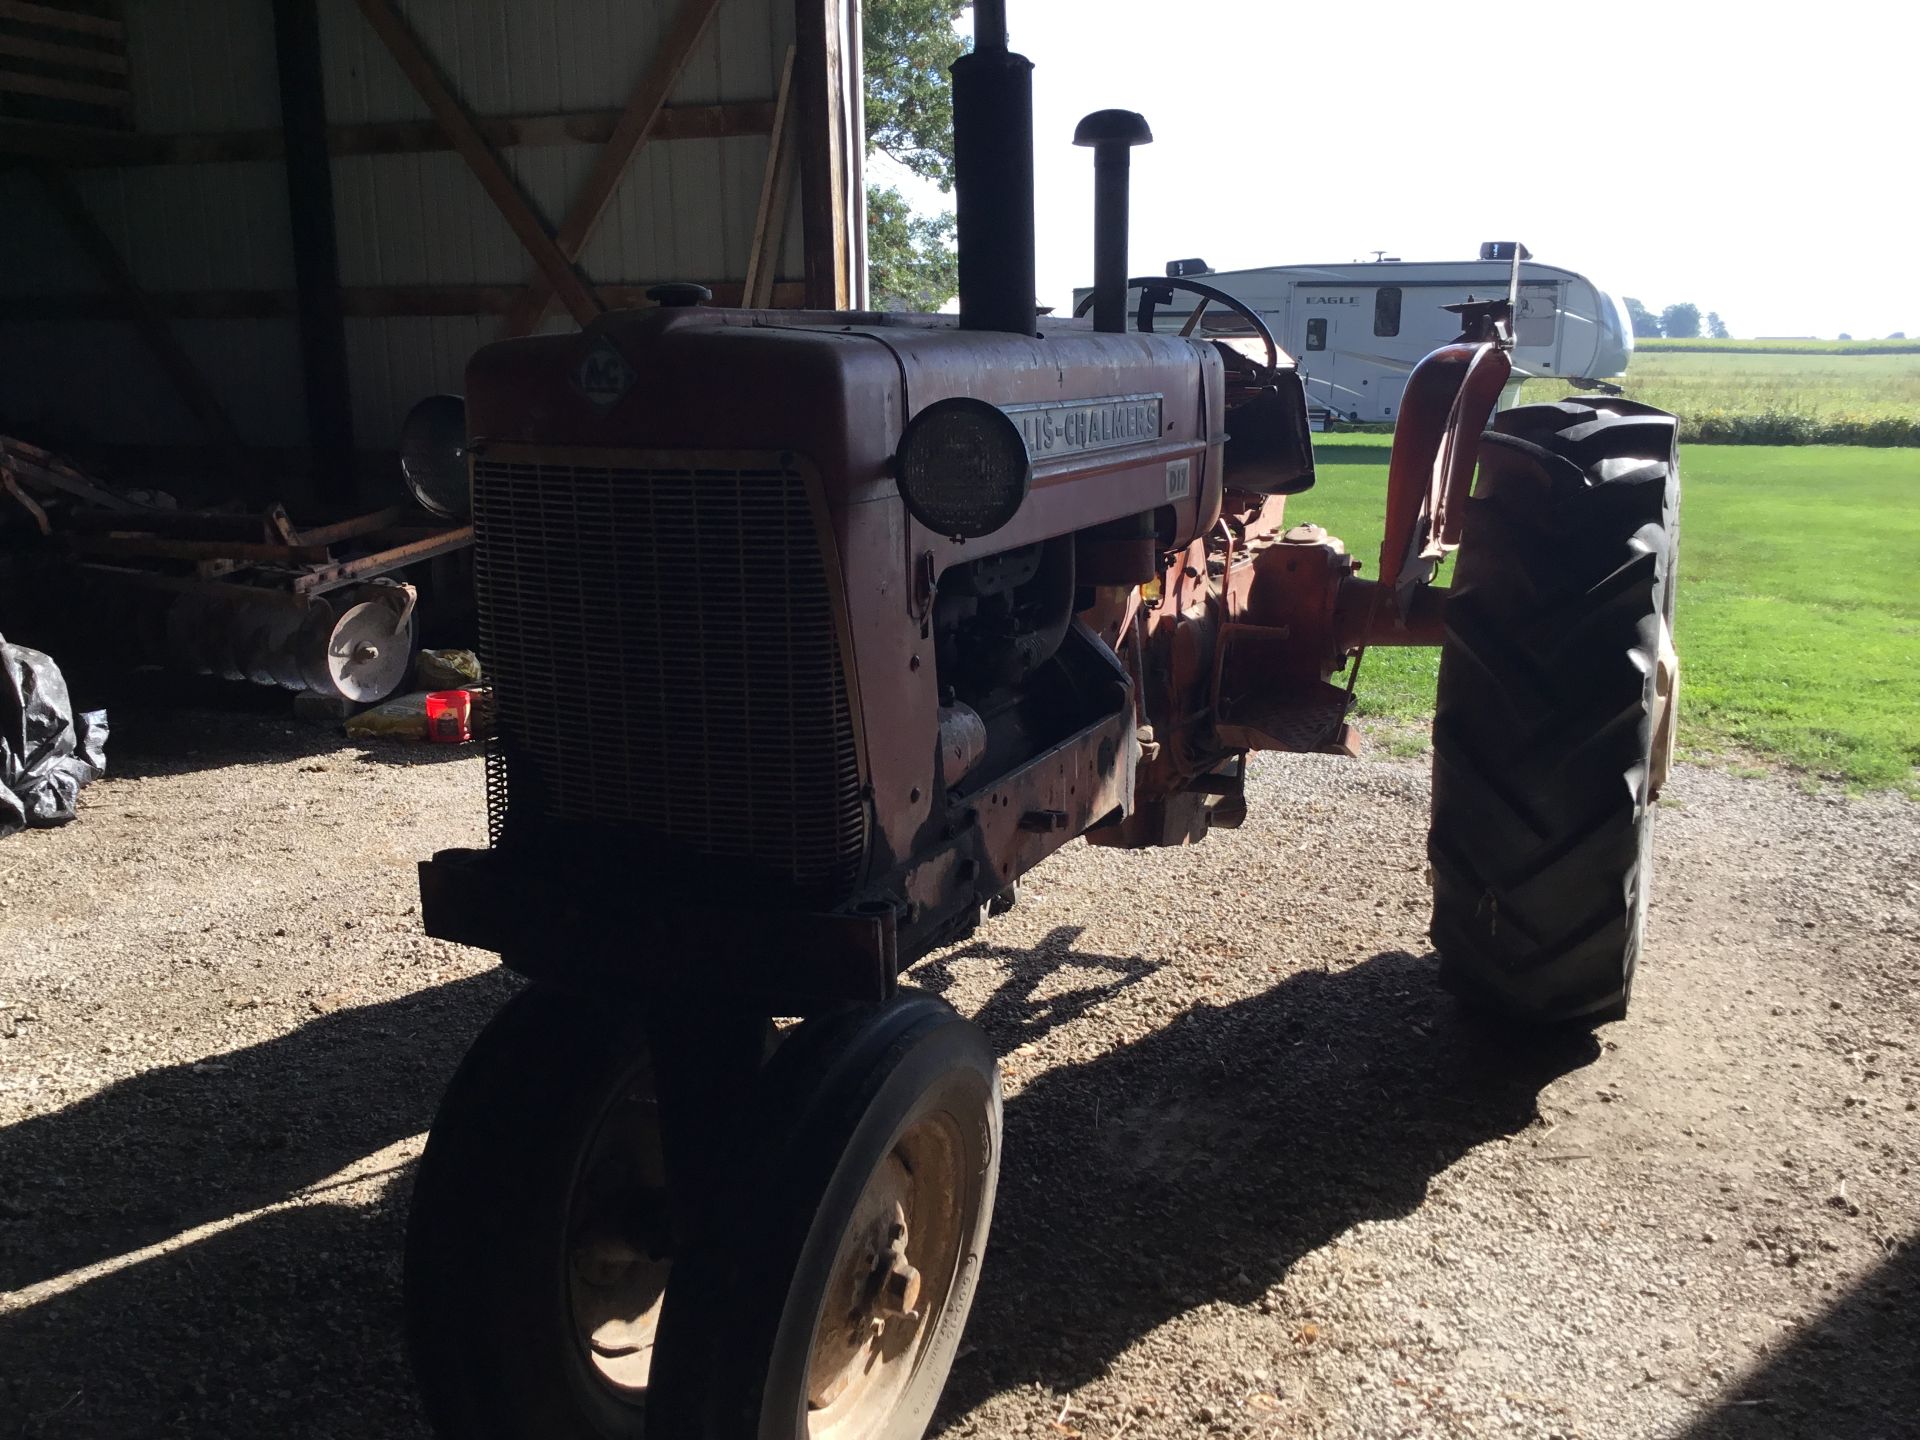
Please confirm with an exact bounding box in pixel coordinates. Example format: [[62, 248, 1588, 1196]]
[[271, 0, 356, 513], [792, 0, 848, 309]]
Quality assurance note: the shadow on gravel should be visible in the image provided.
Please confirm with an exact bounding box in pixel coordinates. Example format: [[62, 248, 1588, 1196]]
[[67, 678, 482, 781], [921, 941, 1601, 1418], [66, 673, 339, 780], [1678, 1236, 1920, 1440], [0, 971, 518, 1295], [3, 941, 1587, 1438], [1, 1199, 431, 1439], [916, 923, 1162, 1050]]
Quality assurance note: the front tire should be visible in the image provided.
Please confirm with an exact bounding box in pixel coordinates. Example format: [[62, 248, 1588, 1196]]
[[404, 985, 676, 1439], [1429, 399, 1680, 1024], [648, 992, 1001, 1440]]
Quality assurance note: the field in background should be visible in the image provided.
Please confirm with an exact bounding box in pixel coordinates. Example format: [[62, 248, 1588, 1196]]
[[1290, 435, 1920, 792], [1635, 338, 1919, 356], [1519, 350, 1920, 446]]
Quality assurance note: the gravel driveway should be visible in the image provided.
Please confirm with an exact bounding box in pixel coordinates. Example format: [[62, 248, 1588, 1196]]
[[2, 704, 1915, 1439]]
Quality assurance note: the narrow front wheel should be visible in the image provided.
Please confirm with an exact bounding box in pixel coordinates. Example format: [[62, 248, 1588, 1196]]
[[404, 985, 678, 1438], [648, 992, 1001, 1440]]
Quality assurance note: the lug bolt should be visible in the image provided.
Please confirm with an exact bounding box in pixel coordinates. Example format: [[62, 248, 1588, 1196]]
[[877, 1259, 922, 1317]]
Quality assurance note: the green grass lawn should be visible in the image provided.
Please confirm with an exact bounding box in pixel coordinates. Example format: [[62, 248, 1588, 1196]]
[[1519, 351, 1920, 446], [1286, 434, 1920, 791]]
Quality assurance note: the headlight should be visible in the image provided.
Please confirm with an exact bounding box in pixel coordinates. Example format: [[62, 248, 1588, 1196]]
[[895, 397, 1031, 540], [399, 394, 470, 521]]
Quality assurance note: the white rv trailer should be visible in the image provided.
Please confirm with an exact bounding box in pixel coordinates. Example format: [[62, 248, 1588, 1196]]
[[1073, 249, 1634, 423]]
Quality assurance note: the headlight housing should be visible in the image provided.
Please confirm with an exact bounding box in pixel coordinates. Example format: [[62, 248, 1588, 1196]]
[[894, 398, 1031, 540]]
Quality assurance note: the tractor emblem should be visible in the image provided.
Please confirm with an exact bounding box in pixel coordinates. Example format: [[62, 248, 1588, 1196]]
[[573, 336, 635, 411]]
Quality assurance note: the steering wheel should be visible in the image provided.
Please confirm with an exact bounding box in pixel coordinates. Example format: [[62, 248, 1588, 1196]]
[[1073, 276, 1280, 370]]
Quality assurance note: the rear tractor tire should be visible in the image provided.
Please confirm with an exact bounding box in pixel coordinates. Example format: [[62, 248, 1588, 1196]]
[[1428, 399, 1680, 1025]]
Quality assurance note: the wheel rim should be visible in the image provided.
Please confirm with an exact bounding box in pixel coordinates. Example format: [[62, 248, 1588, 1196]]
[[566, 1073, 673, 1397], [802, 1112, 969, 1438]]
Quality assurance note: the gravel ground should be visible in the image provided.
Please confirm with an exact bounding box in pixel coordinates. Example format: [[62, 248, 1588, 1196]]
[[1, 704, 1916, 1440]]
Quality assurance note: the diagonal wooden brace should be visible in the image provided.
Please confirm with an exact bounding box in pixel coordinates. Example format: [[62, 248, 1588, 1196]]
[[32, 167, 250, 482], [499, 0, 726, 337], [352, 0, 604, 329]]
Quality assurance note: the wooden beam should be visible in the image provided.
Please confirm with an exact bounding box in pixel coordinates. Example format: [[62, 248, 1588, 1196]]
[[742, 47, 797, 309], [0, 280, 807, 321], [272, 0, 356, 513], [0, 102, 778, 168], [0, 69, 130, 109], [0, 116, 149, 163], [351, 0, 604, 328], [0, 0, 124, 38], [331, 99, 770, 158], [0, 32, 130, 73], [500, 0, 726, 338], [30, 168, 249, 474]]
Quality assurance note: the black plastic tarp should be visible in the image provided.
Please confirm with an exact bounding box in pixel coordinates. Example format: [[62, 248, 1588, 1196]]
[[1, 633, 106, 838]]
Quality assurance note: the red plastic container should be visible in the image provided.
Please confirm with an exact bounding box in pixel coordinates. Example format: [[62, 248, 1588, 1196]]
[[425, 690, 472, 743]]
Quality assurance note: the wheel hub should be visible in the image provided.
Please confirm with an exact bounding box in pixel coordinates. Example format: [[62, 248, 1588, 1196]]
[[804, 1117, 966, 1435], [567, 1087, 673, 1395]]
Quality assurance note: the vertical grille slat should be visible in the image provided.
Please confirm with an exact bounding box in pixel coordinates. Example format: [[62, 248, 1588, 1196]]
[[473, 452, 866, 902]]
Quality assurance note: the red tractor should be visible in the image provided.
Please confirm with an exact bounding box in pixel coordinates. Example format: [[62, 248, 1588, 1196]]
[[404, 5, 1680, 1435]]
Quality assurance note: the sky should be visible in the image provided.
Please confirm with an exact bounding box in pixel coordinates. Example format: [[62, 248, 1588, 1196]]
[[871, 0, 1920, 339]]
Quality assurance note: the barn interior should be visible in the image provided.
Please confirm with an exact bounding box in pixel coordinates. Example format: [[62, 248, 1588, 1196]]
[[0, 0, 860, 712]]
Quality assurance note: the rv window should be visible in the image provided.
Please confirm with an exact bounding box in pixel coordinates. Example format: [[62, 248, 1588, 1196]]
[[1306, 317, 1327, 351], [1517, 285, 1558, 347], [1374, 287, 1401, 337]]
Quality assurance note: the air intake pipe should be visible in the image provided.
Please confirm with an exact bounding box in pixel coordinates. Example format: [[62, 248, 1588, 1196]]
[[952, 0, 1036, 335], [1074, 110, 1153, 334]]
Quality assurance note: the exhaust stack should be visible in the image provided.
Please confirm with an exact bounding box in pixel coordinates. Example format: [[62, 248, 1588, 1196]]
[[1073, 110, 1153, 334], [952, 0, 1036, 335]]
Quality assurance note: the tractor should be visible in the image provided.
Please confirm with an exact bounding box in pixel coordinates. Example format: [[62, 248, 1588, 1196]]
[[403, 3, 1681, 1435]]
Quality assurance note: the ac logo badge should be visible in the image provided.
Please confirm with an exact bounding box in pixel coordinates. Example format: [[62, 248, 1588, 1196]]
[[574, 336, 636, 411]]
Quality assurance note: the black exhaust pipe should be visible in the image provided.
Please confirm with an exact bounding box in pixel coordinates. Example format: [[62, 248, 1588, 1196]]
[[952, 0, 1036, 335]]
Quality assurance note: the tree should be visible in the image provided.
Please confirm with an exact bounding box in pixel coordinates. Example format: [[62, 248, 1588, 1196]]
[[864, 0, 966, 187], [867, 185, 958, 311], [1622, 296, 1663, 339], [1706, 311, 1730, 340], [863, 0, 966, 310], [1660, 302, 1702, 340]]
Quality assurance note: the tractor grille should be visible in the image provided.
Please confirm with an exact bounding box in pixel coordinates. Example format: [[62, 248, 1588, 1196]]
[[472, 451, 866, 902]]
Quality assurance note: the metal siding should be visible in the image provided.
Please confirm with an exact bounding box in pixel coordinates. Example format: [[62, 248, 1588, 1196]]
[[3, 0, 808, 459], [174, 319, 310, 445], [0, 319, 306, 448], [319, 0, 791, 120], [320, 0, 796, 446], [73, 164, 297, 293], [0, 173, 102, 296], [124, 0, 283, 134], [344, 316, 492, 444], [0, 161, 306, 446]]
